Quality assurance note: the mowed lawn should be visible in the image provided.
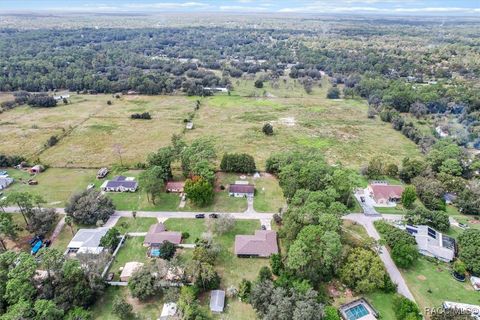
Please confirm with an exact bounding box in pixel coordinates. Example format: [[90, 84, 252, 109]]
[[4, 168, 97, 206], [401, 257, 480, 311]]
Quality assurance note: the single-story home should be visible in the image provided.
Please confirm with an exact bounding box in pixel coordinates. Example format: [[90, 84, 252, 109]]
[[228, 182, 254, 198], [210, 290, 225, 313], [144, 223, 182, 247], [120, 261, 144, 282], [166, 181, 185, 193], [159, 302, 177, 320], [235, 230, 278, 258], [404, 225, 456, 262], [367, 182, 404, 205], [67, 228, 109, 255], [29, 165, 44, 174], [0, 175, 13, 190], [100, 176, 138, 192]]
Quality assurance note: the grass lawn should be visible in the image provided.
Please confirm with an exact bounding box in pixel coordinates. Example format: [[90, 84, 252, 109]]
[[374, 206, 406, 214], [365, 292, 397, 320], [115, 217, 158, 234], [91, 286, 164, 320], [109, 236, 150, 279], [401, 257, 480, 312], [4, 168, 97, 206], [164, 218, 205, 243]]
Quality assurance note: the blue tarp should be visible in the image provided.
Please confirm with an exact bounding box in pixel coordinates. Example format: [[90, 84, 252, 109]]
[[31, 240, 42, 255]]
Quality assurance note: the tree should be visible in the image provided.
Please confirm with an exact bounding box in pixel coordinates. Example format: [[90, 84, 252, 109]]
[[28, 208, 58, 236], [146, 146, 173, 180], [324, 306, 341, 320], [187, 260, 220, 291], [180, 138, 216, 177], [34, 299, 64, 320], [457, 181, 480, 215], [327, 87, 340, 99], [262, 123, 274, 135], [65, 190, 115, 225], [405, 207, 450, 232], [65, 307, 92, 320], [287, 225, 342, 281], [458, 229, 480, 274], [184, 177, 214, 207], [393, 295, 421, 320], [128, 266, 162, 301], [220, 153, 256, 174], [238, 279, 252, 302], [112, 296, 133, 320], [340, 248, 387, 293], [257, 266, 273, 282], [412, 176, 446, 211], [5, 192, 44, 227], [365, 157, 384, 179], [254, 80, 264, 88], [210, 214, 235, 235], [158, 241, 176, 260], [0, 300, 34, 320], [64, 216, 75, 236], [391, 243, 419, 269], [4, 252, 36, 305], [0, 213, 20, 250], [399, 158, 427, 183], [138, 166, 165, 204], [401, 185, 417, 209], [270, 253, 283, 276], [99, 228, 120, 252]]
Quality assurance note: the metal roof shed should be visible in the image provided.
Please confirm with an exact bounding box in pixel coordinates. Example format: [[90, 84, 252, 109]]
[[209, 290, 225, 313]]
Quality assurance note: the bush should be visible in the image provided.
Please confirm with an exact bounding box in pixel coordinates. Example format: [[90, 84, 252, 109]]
[[46, 135, 59, 147], [262, 123, 274, 135], [393, 295, 421, 320], [254, 80, 264, 88], [375, 221, 419, 268], [327, 87, 341, 99], [27, 94, 57, 108], [131, 112, 151, 120], [182, 232, 190, 240], [158, 241, 176, 260]]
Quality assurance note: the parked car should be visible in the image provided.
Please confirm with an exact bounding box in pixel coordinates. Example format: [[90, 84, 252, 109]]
[[43, 239, 51, 247], [195, 214, 205, 219], [459, 223, 469, 229], [209, 213, 218, 219], [360, 196, 365, 203], [31, 240, 43, 255], [261, 225, 267, 230]]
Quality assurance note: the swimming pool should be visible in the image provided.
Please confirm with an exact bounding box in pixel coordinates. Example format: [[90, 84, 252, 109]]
[[344, 304, 370, 320], [150, 248, 161, 257]]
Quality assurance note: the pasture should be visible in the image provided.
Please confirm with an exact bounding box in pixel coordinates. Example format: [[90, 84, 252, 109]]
[[1, 78, 421, 171]]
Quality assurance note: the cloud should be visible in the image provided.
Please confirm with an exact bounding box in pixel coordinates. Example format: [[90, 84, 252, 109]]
[[219, 5, 269, 12], [126, 2, 209, 9]]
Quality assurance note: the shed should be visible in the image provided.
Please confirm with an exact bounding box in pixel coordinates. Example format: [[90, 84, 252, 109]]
[[159, 302, 177, 319], [209, 290, 225, 313], [29, 165, 44, 174], [120, 262, 144, 282]]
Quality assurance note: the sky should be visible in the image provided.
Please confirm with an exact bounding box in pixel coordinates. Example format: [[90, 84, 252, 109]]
[[1, 0, 479, 16]]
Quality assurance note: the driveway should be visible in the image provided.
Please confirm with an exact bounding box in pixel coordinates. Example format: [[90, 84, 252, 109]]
[[343, 213, 416, 301], [354, 191, 380, 216]]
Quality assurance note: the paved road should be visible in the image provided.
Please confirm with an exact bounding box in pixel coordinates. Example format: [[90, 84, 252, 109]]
[[343, 213, 416, 301]]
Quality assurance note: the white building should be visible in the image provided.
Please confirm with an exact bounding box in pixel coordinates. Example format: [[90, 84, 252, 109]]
[[67, 228, 109, 255], [404, 225, 455, 262], [159, 302, 177, 320], [0, 175, 13, 190]]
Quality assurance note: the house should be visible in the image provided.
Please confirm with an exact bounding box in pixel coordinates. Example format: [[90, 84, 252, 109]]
[[235, 230, 278, 257], [97, 167, 109, 179], [228, 183, 254, 198], [443, 301, 480, 319], [100, 176, 138, 192], [29, 165, 44, 174], [367, 182, 404, 205], [209, 290, 225, 313], [144, 223, 182, 247], [159, 302, 177, 320], [120, 262, 144, 282], [67, 228, 109, 255], [404, 225, 456, 262], [0, 175, 13, 190], [166, 181, 185, 193], [339, 298, 378, 320]]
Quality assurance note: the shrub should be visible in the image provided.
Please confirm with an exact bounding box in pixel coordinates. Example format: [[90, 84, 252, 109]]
[[130, 112, 151, 120], [327, 87, 341, 99], [220, 153, 256, 174], [262, 123, 274, 135]]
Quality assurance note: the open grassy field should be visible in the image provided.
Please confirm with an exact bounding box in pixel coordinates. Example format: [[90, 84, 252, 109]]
[[1, 78, 420, 171], [4, 168, 97, 206], [401, 257, 480, 312]]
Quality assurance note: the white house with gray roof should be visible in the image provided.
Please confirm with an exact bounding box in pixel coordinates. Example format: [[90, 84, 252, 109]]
[[404, 225, 456, 262], [67, 228, 109, 255]]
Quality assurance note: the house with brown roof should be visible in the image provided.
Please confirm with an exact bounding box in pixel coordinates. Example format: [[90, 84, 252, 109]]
[[367, 182, 404, 205], [166, 181, 185, 193], [228, 182, 255, 198], [143, 223, 182, 247], [235, 230, 278, 258]]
